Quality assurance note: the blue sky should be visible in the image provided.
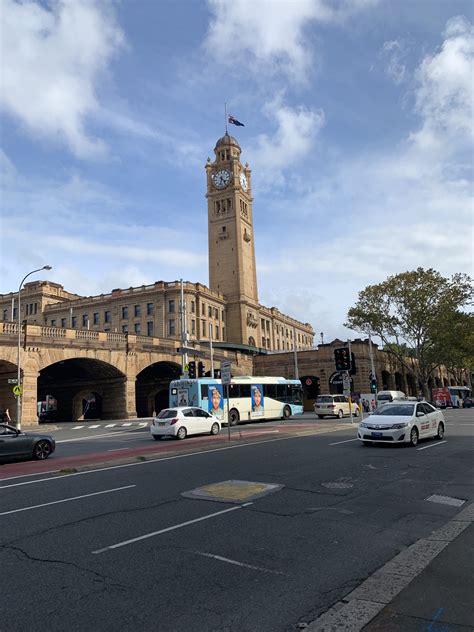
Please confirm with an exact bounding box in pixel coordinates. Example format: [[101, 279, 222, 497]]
[[1, 0, 473, 342]]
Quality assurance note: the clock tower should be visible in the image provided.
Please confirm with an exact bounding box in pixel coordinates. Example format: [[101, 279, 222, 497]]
[[206, 133, 259, 344]]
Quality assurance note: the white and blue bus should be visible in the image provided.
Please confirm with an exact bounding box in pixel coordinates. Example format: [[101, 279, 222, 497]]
[[169, 376, 304, 426]]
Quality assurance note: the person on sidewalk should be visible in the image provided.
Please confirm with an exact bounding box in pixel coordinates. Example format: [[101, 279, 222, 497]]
[[2, 408, 12, 424]]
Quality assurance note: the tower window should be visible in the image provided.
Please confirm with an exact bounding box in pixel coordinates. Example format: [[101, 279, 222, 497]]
[[222, 226, 226, 232]]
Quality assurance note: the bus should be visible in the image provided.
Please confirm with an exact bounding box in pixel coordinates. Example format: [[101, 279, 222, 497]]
[[169, 376, 304, 426], [432, 386, 471, 408]]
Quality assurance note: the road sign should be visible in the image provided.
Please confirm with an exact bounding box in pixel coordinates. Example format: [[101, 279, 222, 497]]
[[8, 378, 18, 384], [305, 378, 312, 386], [342, 372, 351, 388], [13, 385, 22, 396], [221, 361, 231, 385]]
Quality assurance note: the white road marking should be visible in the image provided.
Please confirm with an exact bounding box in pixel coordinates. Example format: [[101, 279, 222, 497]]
[[138, 423, 148, 427], [107, 447, 130, 452], [417, 440, 447, 451], [195, 551, 285, 575], [122, 423, 132, 427], [89, 425, 101, 428], [0, 427, 352, 489], [105, 424, 116, 428], [0, 469, 60, 482], [56, 429, 146, 443], [330, 438, 358, 445], [425, 494, 465, 507], [92, 502, 253, 554], [72, 426, 85, 430], [0, 485, 135, 516]]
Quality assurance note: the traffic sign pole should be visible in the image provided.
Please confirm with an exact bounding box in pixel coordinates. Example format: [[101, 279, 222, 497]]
[[221, 361, 231, 441]]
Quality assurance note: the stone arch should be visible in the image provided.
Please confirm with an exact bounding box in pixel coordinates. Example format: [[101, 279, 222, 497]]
[[72, 390, 103, 421], [248, 336, 256, 347], [381, 370, 392, 390], [0, 359, 20, 423], [135, 361, 181, 417], [394, 371, 404, 391], [38, 357, 127, 422]]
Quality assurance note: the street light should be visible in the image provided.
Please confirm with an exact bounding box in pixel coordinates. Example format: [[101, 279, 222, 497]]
[[16, 265, 52, 429]]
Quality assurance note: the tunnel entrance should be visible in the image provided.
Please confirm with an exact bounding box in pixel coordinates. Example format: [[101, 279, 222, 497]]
[[0, 360, 20, 424], [38, 358, 126, 422], [136, 361, 181, 417]]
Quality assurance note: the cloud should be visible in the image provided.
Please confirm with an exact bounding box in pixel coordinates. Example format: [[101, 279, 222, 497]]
[[0, 0, 125, 158], [410, 15, 474, 150], [249, 99, 325, 187], [378, 40, 408, 84], [205, 0, 378, 82]]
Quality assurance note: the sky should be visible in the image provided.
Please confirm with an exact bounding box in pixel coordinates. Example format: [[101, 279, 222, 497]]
[[1, 0, 473, 343]]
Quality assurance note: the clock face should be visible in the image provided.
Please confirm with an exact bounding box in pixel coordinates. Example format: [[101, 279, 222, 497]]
[[240, 172, 248, 191], [212, 169, 230, 189]]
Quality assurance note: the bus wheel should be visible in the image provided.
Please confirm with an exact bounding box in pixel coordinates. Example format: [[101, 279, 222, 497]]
[[282, 406, 291, 420], [229, 409, 240, 426]]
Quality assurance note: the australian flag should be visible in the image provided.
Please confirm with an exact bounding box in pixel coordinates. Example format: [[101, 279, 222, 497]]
[[228, 114, 245, 127]]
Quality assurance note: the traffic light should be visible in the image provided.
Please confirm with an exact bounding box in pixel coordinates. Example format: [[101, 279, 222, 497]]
[[334, 347, 351, 371], [370, 375, 377, 393], [198, 361, 205, 377], [188, 361, 196, 379]]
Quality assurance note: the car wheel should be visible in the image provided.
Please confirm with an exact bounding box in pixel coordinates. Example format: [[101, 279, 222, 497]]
[[176, 426, 187, 440], [282, 405, 291, 420], [409, 427, 419, 446], [337, 409, 344, 419], [229, 409, 240, 426], [210, 422, 219, 435], [153, 435, 162, 441], [436, 423, 445, 440], [317, 415, 325, 419], [33, 440, 52, 460]]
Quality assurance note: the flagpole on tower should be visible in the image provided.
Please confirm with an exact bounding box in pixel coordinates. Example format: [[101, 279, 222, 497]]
[[225, 102, 228, 133]]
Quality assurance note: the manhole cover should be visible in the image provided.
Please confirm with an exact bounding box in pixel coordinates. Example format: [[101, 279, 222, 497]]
[[182, 480, 283, 503], [321, 481, 353, 490]]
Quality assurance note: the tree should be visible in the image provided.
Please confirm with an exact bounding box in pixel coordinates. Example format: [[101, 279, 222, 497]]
[[345, 268, 473, 398]]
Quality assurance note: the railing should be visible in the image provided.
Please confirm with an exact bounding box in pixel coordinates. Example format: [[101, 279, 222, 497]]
[[41, 326, 66, 338], [106, 332, 127, 343], [75, 330, 100, 340], [1, 322, 18, 334]]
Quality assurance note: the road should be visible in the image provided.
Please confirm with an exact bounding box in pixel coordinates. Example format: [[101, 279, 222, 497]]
[[0, 409, 473, 631]]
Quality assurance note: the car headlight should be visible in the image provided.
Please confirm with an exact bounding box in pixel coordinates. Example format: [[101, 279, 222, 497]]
[[391, 422, 408, 429], [359, 422, 368, 428]]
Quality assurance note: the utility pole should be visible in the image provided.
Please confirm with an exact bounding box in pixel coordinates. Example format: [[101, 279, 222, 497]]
[[293, 327, 299, 379], [209, 323, 214, 378], [180, 279, 188, 375]]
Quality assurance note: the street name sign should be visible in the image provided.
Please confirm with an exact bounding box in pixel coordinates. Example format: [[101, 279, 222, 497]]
[[221, 361, 231, 385]]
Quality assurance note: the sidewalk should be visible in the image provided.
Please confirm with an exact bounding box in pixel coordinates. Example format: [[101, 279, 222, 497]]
[[307, 503, 474, 631], [364, 522, 474, 631]]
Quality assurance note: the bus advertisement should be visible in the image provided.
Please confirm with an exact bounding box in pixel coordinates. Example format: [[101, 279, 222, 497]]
[[432, 386, 471, 408], [169, 376, 303, 426]]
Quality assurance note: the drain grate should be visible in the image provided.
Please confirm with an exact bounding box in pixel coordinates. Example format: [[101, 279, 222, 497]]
[[425, 494, 466, 507]]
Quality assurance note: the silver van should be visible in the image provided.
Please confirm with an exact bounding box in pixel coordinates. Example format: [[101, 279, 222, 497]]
[[376, 390, 406, 407]]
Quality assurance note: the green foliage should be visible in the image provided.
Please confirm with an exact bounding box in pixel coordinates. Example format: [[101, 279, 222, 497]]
[[346, 268, 473, 394]]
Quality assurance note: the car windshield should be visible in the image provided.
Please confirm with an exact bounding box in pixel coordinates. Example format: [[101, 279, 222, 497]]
[[317, 396, 334, 403], [157, 409, 177, 419], [374, 404, 415, 416]]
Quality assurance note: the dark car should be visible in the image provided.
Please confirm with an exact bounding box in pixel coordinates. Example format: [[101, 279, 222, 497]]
[[462, 397, 473, 408], [0, 423, 56, 461]]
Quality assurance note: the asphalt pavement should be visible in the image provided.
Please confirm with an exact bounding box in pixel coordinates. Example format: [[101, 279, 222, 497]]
[[0, 408, 472, 631]]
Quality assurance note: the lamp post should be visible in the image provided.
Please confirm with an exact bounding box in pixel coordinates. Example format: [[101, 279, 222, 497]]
[[16, 266, 52, 429]]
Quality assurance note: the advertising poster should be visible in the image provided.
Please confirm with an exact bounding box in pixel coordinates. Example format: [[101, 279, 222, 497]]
[[251, 384, 264, 415], [208, 384, 224, 420], [178, 389, 188, 407]]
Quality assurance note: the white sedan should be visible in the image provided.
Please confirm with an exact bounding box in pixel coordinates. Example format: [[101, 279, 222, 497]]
[[358, 401, 446, 446], [150, 407, 221, 440]]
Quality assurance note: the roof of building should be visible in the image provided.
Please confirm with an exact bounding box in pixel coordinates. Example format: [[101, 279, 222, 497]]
[[214, 132, 240, 150]]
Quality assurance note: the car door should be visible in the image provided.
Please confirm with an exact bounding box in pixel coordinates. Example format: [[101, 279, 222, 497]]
[[192, 408, 210, 433], [182, 409, 197, 435], [422, 403, 440, 436], [415, 404, 430, 436], [0, 425, 29, 458]]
